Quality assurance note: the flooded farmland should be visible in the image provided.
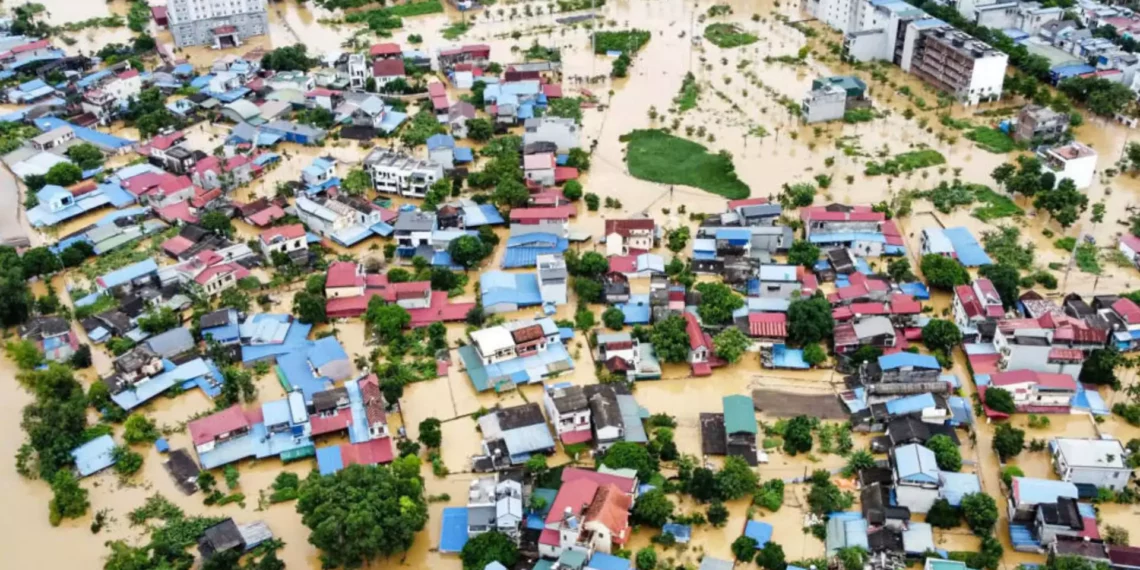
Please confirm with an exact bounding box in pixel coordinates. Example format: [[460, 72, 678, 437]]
[[9, 0, 1140, 567]]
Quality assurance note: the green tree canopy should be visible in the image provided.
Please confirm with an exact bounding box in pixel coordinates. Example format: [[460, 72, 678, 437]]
[[1079, 347, 1121, 386], [978, 264, 1020, 309], [992, 423, 1025, 461], [342, 169, 372, 196], [984, 387, 1016, 414], [787, 292, 834, 346], [460, 531, 518, 570], [921, 319, 962, 355], [926, 434, 962, 472], [732, 536, 758, 562], [926, 498, 961, 528], [694, 282, 743, 325], [713, 327, 750, 364], [293, 291, 328, 325], [787, 240, 821, 267], [960, 492, 999, 535], [716, 456, 759, 500], [920, 254, 969, 290], [602, 307, 625, 330], [783, 415, 813, 455], [448, 234, 490, 270], [601, 441, 659, 481], [418, 418, 442, 448], [631, 488, 674, 527], [365, 297, 410, 341], [649, 315, 690, 363], [296, 459, 428, 568]]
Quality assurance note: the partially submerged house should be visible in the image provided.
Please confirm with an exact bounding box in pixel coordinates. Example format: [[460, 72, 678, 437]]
[[473, 403, 556, 470], [699, 395, 760, 465]]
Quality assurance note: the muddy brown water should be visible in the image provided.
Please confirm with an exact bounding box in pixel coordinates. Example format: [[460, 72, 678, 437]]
[[10, 0, 1140, 566]]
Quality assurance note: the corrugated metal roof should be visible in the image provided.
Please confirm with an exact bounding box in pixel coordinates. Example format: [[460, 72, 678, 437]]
[[722, 395, 757, 435]]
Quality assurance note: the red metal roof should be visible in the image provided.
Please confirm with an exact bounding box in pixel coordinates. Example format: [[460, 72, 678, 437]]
[[408, 291, 474, 327], [157, 175, 191, 196], [542, 84, 563, 98], [339, 437, 394, 466], [605, 219, 656, 237], [326, 295, 370, 319], [117, 69, 139, 80], [1113, 298, 1140, 324], [545, 478, 599, 524], [156, 201, 197, 225], [563, 466, 638, 493], [554, 166, 579, 182], [748, 312, 787, 338], [1109, 546, 1140, 568], [1121, 234, 1140, 254], [370, 42, 402, 57], [327, 261, 364, 289], [246, 204, 286, 226], [990, 369, 1078, 391], [427, 82, 446, 97], [360, 374, 387, 426], [684, 312, 705, 350], [310, 409, 354, 436], [955, 284, 984, 319], [373, 58, 406, 78], [121, 172, 166, 196], [6, 39, 50, 56], [1048, 348, 1084, 362], [259, 223, 306, 243], [833, 322, 858, 348], [968, 353, 1000, 375], [194, 263, 247, 285], [163, 235, 195, 256], [889, 293, 922, 314], [189, 404, 251, 446], [561, 429, 593, 444], [510, 206, 574, 222], [148, 131, 185, 151]]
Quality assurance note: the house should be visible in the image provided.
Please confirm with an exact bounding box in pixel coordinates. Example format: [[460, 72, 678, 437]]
[[1110, 297, 1140, 351], [893, 443, 940, 514], [475, 403, 556, 469], [544, 384, 592, 444], [871, 352, 942, 384], [20, 316, 77, 363], [921, 227, 992, 266], [539, 471, 634, 557], [480, 271, 543, 314], [140, 131, 198, 175], [30, 126, 74, 151], [524, 153, 557, 186], [993, 317, 1091, 376], [684, 312, 715, 376], [987, 370, 1078, 414], [1015, 105, 1069, 144], [603, 327, 662, 374], [1119, 234, 1140, 269], [953, 278, 1005, 329], [466, 475, 524, 541], [448, 101, 477, 138], [536, 254, 568, 308], [1038, 142, 1097, 190], [834, 315, 897, 354], [301, 156, 336, 188], [145, 327, 196, 360], [438, 44, 491, 71], [394, 211, 436, 256], [1034, 497, 1092, 547], [363, 148, 443, 198], [802, 76, 870, 123], [1052, 437, 1131, 491], [605, 219, 657, 256], [862, 482, 910, 530], [722, 394, 758, 465], [370, 42, 403, 60], [296, 194, 397, 247], [509, 206, 572, 239], [459, 318, 573, 392], [523, 117, 580, 153], [602, 273, 631, 304], [195, 263, 248, 296], [258, 223, 307, 263], [372, 58, 407, 88], [1011, 477, 1079, 523]]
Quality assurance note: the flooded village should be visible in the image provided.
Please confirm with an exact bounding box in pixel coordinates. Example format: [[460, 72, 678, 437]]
[[7, 0, 1140, 569]]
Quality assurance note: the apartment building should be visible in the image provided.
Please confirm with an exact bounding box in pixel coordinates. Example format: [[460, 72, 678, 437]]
[[362, 148, 443, 198], [167, 0, 269, 49], [903, 26, 1008, 105]]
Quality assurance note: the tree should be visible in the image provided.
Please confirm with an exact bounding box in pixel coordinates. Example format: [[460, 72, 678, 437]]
[[69, 344, 92, 369], [716, 456, 758, 500], [365, 297, 410, 341], [293, 291, 328, 325], [199, 211, 234, 238], [460, 531, 518, 570], [848, 345, 882, 366], [342, 169, 372, 196], [732, 536, 758, 562], [43, 162, 82, 187], [21, 365, 88, 480], [787, 292, 834, 345], [920, 254, 969, 290], [842, 450, 875, 477], [631, 488, 674, 527], [574, 251, 610, 279], [781, 183, 815, 208], [449, 235, 490, 270], [978, 264, 1020, 309], [688, 467, 718, 502], [787, 240, 821, 267], [806, 470, 853, 515], [755, 541, 787, 570], [463, 118, 493, 142], [921, 319, 962, 355], [694, 283, 743, 325], [707, 500, 729, 526], [602, 307, 625, 330], [138, 307, 179, 334], [567, 148, 591, 171], [585, 193, 600, 211], [1034, 178, 1088, 228], [803, 343, 827, 366], [562, 179, 583, 201], [650, 315, 690, 363], [666, 226, 691, 254], [492, 178, 529, 208], [636, 548, 658, 570], [984, 387, 1016, 415], [926, 434, 962, 472], [836, 547, 867, 570], [887, 258, 915, 283], [261, 44, 319, 71], [296, 460, 427, 568], [602, 442, 659, 481], [992, 423, 1026, 461], [113, 445, 144, 476], [66, 143, 104, 170], [990, 162, 1016, 189], [218, 287, 251, 313], [49, 469, 89, 526], [574, 278, 603, 304], [1001, 465, 1024, 488], [21, 247, 60, 278], [418, 418, 442, 448], [1079, 347, 1121, 386], [783, 415, 813, 455], [123, 413, 160, 445], [754, 479, 784, 511], [6, 339, 43, 370], [713, 327, 750, 364], [960, 492, 999, 535], [0, 259, 31, 327], [1105, 525, 1129, 546], [59, 241, 94, 268], [926, 498, 961, 528]]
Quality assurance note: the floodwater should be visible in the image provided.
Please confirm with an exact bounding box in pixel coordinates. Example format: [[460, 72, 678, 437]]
[[11, 0, 1140, 567]]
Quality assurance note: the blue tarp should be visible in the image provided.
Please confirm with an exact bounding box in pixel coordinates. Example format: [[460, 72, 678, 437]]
[[439, 507, 469, 552], [71, 434, 116, 477], [770, 344, 809, 369], [899, 282, 930, 300], [943, 226, 992, 267]]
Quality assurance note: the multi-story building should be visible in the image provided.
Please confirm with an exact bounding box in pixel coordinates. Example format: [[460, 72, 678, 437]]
[[258, 224, 308, 263], [167, 0, 269, 49], [903, 26, 1007, 105], [1052, 437, 1131, 491], [363, 148, 443, 198], [536, 254, 568, 307], [1014, 105, 1069, 144], [522, 117, 581, 154], [1038, 142, 1097, 190]]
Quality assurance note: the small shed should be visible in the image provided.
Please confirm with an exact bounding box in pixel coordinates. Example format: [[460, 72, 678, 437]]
[[71, 434, 117, 477]]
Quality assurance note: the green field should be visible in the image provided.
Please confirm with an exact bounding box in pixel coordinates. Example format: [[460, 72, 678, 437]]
[[704, 23, 758, 48], [965, 127, 1017, 153], [864, 149, 945, 176], [621, 129, 750, 199], [971, 187, 1023, 221], [593, 30, 651, 54]]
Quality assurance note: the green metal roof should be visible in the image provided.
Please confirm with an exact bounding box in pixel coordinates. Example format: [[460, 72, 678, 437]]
[[557, 549, 588, 570], [812, 76, 867, 97], [722, 395, 757, 435]]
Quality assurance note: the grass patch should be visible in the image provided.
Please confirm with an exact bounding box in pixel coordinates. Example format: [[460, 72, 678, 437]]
[[593, 30, 651, 54], [1054, 237, 1077, 251], [972, 187, 1023, 221], [864, 148, 945, 176], [621, 129, 750, 199], [939, 114, 974, 130], [982, 226, 1035, 270], [442, 21, 471, 39], [344, 0, 442, 34], [704, 23, 758, 48], [674, 72, 699, 112], [843, 108, 878, 123], [965, 127, 1017, 153], [1075, 243, 1101, 274], [385, 0, 443, 16]]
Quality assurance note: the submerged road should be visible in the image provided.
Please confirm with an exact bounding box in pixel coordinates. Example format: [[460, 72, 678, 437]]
[[0, 163, 31, 247]]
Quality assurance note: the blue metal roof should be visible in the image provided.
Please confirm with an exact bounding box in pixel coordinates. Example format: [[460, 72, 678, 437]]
[[943, 226, 992, 267], [71, 434, 116, 477], [808, 232, 886, 244], [588, 553, 631, 570], [661, 523, 692, 543], [98, 258, 158, 289], [481, 271, 542, 308], [899, 282, 930, 299], [716, 228, 751, 242], [439, 507, 469, 552], [426, 133, 455, 150], [744, 520, 773, 547], [308, 336, 348, 368], [878, 352, 939, 370], [894, 443, 939, 483], [453, 147, 474, 163], [1013, 477, 1078, 506], [771, 345, 810, 369], [885, 393, 937, 415], [939, 472, 981, 506]]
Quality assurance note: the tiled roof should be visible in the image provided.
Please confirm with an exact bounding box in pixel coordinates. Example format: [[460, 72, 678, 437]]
[[360, 374, 386, 426], [373, 58, 406, 77], [259, 223, 305, 243], [545, 478, 598, 524], [188, 404, 250, 446], [584, 483, 632, 540], [1113, 298, 1140, 324], [605, 218, 655, 237], [684, 312, 705, 350], [955, 284, 983, 319], [990, 369, 1077, 391], [369, 42, 402, 57]]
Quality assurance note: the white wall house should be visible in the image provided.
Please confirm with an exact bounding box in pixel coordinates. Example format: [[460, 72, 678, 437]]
[[1038, 142, 1097, 190], [363, 148, 443, 198], [1052, 437, 1132, 491], [543, 384, 592, 442]]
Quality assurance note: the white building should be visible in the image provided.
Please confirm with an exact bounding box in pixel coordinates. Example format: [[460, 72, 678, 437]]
[[543, 384, 592, 443], [902, 26, 1007, 105], [893, 443, 941, 514], [803, 0, 861, 34], [167, 0, 269, 49], [522, 117, 581, 154], [466, 476, 523, 540], [258, 223, 308, 261], [536, 254, 568, 307], [1052, 437, 1131, 491], [363, 148, 443, 198], [30, 126, 74, 151], [105, 68, 142, 105], [1038, 142, 1097, 190]]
